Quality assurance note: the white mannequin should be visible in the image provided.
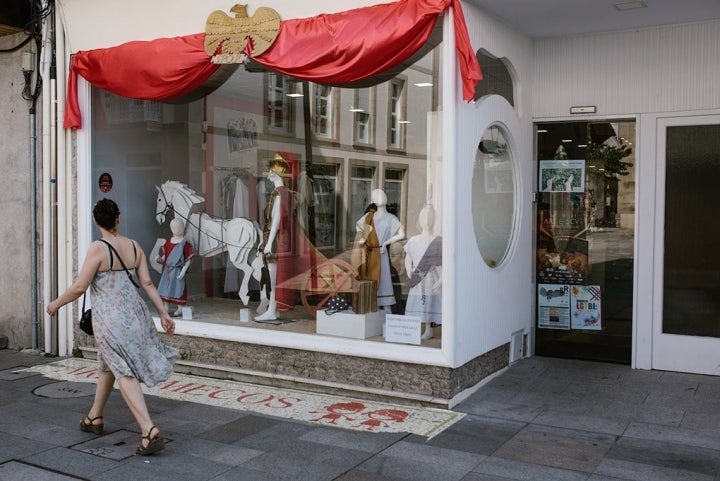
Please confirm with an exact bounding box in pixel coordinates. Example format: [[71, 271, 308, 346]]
[[565, 174, 574, 192], [404, 206, 442, 340], [356, 189, 405, 311], [156, 218, 192, 315], [255, 160, 286, 321]]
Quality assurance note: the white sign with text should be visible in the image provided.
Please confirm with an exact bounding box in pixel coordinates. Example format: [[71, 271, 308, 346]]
[[384, 314, 422, 345]]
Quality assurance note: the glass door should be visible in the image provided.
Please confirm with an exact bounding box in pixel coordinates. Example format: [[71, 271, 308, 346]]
[[652, 116, 720, 375], [534, 120, 636, 363]]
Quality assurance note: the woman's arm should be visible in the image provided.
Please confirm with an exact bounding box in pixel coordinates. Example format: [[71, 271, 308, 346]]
[[46, 241, 104, 315]]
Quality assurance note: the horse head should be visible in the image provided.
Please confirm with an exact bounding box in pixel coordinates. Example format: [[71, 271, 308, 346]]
[[155, 181, 206, 225], [155, 183, 171, 224]]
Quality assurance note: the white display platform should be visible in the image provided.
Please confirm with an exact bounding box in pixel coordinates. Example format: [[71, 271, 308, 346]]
[[316, 310, 385, 339]]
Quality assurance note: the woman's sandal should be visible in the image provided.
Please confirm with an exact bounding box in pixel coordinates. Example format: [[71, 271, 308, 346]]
[[80, 415, 104, 435], [136, 426, 165, 456]]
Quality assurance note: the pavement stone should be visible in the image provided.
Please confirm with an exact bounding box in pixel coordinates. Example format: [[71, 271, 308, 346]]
[[2, 349, 720, 481]]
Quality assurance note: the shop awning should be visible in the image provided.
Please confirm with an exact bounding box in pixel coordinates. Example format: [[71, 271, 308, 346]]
[[64, 0, 481, 129]]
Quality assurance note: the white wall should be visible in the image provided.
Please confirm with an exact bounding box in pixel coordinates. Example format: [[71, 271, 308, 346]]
[[450, 4, 534, 366], [533, 20, 720, 118], [58, 0, 384, 52]]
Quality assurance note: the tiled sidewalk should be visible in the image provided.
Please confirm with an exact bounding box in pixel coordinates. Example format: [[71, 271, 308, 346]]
[[1, 349, 720, 480]]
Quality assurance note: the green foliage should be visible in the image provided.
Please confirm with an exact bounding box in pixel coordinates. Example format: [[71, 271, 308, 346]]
[[586, 142, 633, 178]]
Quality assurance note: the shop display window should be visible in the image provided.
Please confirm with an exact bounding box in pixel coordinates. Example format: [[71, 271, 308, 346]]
[[90, 42, 444, 344]]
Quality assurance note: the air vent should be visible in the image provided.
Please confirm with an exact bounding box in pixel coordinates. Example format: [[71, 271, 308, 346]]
[[510, 330, 525, 363]]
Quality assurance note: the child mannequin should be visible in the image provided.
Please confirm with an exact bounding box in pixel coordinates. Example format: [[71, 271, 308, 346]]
[[156, 218, 193, 316]]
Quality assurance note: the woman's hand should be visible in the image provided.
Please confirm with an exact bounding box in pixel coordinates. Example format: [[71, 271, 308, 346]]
[[160, 314, 176, 334], [46, 300, 60, 316]]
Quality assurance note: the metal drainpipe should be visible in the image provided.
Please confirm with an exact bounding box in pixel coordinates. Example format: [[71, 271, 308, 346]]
[[49, 7, 58, 356], [30, 104, 38, 349]]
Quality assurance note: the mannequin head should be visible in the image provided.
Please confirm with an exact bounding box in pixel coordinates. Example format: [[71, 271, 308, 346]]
[[370, 188, 387, 207], [170, 218, 185, 237], [417, 205, 436, 232]]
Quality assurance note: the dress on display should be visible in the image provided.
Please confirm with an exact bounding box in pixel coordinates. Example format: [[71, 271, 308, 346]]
[[403, 235, 442, 323], [158, 238, 193, 306], [356, 210, 402, 307], [91, 241, 178, 388]]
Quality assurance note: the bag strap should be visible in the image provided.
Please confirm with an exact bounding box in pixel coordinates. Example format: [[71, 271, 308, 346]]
[[81, 293, 87, 313], [99, 239, 140, 288]]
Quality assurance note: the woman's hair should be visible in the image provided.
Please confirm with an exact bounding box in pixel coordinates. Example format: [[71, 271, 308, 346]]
[[93, 198, 120, 230]]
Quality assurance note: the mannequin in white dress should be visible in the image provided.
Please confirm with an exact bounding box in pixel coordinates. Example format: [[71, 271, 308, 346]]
[[403, 205, 442, 340]]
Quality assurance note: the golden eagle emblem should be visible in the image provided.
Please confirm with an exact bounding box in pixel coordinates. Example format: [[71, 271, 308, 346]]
[[205, 4, 280, 63]]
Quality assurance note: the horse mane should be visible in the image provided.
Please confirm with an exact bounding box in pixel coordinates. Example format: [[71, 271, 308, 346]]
[[162, 180, 205, 206]]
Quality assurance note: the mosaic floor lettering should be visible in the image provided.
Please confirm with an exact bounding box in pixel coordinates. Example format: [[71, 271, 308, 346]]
[[23, 358, 463, 438]]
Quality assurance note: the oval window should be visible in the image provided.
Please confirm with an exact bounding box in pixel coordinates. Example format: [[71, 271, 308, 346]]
[[472, 124, 516, 267]]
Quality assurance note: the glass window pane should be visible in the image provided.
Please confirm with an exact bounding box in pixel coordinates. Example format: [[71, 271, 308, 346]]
[[663, 124, 720, 337], [90, 39, 443, 344], [534, 121, 636, 363]]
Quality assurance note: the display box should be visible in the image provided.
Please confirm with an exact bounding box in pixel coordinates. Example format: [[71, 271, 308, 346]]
[[316, 310, 385, 339]]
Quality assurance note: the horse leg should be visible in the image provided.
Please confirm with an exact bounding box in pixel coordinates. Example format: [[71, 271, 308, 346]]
[[229, 250, 251, 306], [250, 251, 269, 314]]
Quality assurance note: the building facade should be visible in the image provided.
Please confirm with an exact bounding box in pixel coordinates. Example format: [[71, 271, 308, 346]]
[[1, 0, 719, 405]]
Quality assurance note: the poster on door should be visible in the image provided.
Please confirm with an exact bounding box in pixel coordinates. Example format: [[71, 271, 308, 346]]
[[571, 285, 601, 330], [539, 159, 585, 192], [538, 284, 570, 330]]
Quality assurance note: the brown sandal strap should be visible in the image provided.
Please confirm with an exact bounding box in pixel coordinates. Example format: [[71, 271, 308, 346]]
[[142, 425, 159, 440]]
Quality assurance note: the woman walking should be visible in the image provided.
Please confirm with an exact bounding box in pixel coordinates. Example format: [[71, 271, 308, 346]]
[[47, 198, 178, 455]]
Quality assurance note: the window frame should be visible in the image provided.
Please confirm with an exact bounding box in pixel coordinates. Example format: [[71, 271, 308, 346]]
[[265, 72, 295, 136], [311, 84, 339, 142], [387, 77, 407, 151]]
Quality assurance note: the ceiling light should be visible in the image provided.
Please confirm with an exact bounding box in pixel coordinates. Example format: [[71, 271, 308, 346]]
[[286, 93, 303, 98], [398, 120, 411, 124], [537, 129, 548, 133], [613, 1, 647, 11], [414, 82, 433, 87], [349, 107, 364, 112], [561, 139, 573, 143], [578, 144, 587, 148]]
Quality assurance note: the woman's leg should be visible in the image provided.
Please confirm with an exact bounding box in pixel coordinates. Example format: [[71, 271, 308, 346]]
[[81, 370, 114, 431], [116, 376, 157, 440], [90, 370, 115, 415]]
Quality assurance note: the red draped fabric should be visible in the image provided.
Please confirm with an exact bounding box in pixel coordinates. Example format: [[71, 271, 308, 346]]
[[64, 0, 481, 129], [64, 34, 220, 129]]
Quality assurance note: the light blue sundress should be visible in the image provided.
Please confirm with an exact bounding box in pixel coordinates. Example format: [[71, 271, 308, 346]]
[[89, 240, 178, 388]]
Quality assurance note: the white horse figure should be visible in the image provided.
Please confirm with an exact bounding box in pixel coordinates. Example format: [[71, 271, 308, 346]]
[[155, 180, 264, 305]]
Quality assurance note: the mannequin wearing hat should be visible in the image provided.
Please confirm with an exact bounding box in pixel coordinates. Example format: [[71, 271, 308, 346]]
[[255, 155, 291, 321], [355, 188, 405, 310]]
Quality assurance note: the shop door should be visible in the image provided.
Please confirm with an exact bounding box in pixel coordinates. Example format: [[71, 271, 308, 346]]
[[652, 116, 720, 375], [534, 121, 636, 364]]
